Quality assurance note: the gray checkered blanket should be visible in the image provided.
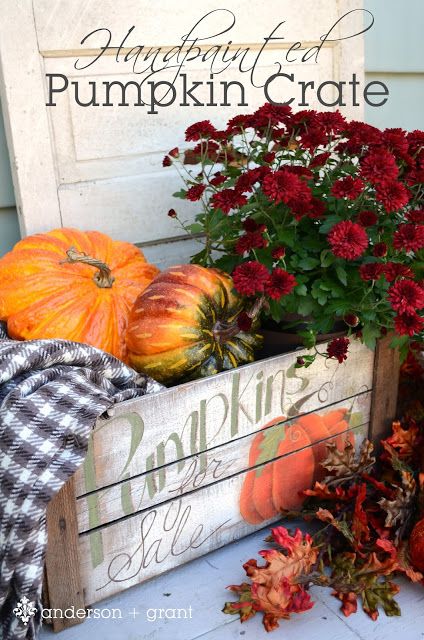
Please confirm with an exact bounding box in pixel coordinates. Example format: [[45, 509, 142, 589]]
[[0, 325, 162, 639]]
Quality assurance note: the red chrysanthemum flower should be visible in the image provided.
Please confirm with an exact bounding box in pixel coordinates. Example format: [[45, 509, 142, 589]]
[[327, 337, 350, 363], [310, 152, 331, 168], [388, 279, 424, 314], [373, 242, 388, 257], [162, 155, 172, 167], [357, 210, 378, 227], [237, 311, 253, 332], [343, 313, 360, 327], [342, 121, 383, 153], [236, 168, 266, 194], [265, 268, 297, 300], [235, 231, 268, 255], [250, 103, 292, 128], [395, 312, 424, 336], [316, 110, 346, 134], [226, 114, 252, 135], [210, 189, 247, 214], [360, 149, 399, 186], [375, 181, 411, 212], [383, 128, 408, 155], [393, 223, 424, 252], [407, 130, 424, 155], [331, 176, 365, 200], [306, 198, 326, 220], [262, 169, 302, 205], [186, 184, 206, 201], [210, 172, 227, 187], [328, 221, 368, 260], [406, 210, 424, 224], [271, 246, 286, 260], [383, 262, 414, 282], [167, 208, 177, 218], [168, 147, 179, 158], [359, 263, 385, 281], [242, 218, 266, 233], [185, 120, 217, 141], [299, 127, 328, 151], [232, 261, 270, 296], [263, 151, 276, 163], [288, 182, 314, 217]]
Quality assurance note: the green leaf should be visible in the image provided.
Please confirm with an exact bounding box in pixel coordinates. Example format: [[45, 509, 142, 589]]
[[268, 299, 284, 323], [187, 223, 204, 234], [320, 250, 335, 267], [298, 257, 320, 271], [172, 189, 188, 199], [362, 324, 381, 350], [295, 284, 308, 296], [297, 298, 315, 316], [319, 215, 341, 234], [335, 265, 348, 286], [215, 254, 240, 273]]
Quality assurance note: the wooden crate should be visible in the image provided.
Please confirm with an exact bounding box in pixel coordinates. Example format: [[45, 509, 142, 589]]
[[43, 335, 399, 631]]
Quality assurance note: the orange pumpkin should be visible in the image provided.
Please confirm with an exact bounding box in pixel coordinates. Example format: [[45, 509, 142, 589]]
[[126, 264, 263, 385], [239, 408, 352, 524], [410, 518, 424, 572], [0, 228, 159, 362]]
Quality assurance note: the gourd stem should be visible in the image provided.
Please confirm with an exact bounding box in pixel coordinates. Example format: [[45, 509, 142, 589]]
[[213, 296, 265, 343], [63, 247, 115, 288]]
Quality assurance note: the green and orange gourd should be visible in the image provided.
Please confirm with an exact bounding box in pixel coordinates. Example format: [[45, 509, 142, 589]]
[[126, 264, 263, 385]]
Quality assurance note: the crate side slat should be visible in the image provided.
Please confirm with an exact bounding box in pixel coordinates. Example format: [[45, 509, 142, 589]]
[[76, 392, 371, 532], [78, 425, 367, 605], [74, 340, 374, 496]]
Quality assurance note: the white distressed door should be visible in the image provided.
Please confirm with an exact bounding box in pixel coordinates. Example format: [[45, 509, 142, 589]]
[[0, 0, 365, 268]]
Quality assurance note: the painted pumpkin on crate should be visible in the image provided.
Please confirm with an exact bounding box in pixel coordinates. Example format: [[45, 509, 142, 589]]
[[0, 228, 159, 363], [239, 409, 351, 524], [126, 264, 263, 385]]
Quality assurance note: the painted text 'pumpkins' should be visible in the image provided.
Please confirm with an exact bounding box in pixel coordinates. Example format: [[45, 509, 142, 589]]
[[126, 264, 263, 385], [0, 228, 159, 362]]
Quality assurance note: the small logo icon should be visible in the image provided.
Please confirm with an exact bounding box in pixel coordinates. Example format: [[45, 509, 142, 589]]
[[13, 596, 37, 625]]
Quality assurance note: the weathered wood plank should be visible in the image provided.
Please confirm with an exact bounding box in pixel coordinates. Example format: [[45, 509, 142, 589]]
[[32, 0, 345, 51], [76, 393, 371, 532], [74, 340, 374, 497], [78, 425, 366, 605], [369, 335, 400, 447], [0, 0, 62, 236], [45, 477, 85, 631]]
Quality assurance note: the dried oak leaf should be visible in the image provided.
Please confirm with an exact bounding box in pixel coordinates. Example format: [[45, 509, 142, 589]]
[[352, 483, 371, 545], [223, 583, 256, 623], [332, 590, 357, 617], [316, 508, 355, 544], [376, 539, 424, 582], [378, 470, 416, 529], [321, 439, 375, 483], [381, 441, 414, 474], [224, 528, 318, 631], [303, 482, 350, 501], [330, 553, 401, 620], [382, 420, 421, 462]]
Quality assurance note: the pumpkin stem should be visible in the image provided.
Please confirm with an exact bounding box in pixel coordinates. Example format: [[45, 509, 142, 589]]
[[63, 247, 115, 288], [213, 296, 265, 344]]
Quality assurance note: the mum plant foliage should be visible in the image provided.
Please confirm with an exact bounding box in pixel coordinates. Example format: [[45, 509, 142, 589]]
[[164, 104, 424, 361]]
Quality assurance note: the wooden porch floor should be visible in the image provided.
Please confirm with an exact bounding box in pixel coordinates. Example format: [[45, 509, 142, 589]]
[[40, 527, 424, 640]]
